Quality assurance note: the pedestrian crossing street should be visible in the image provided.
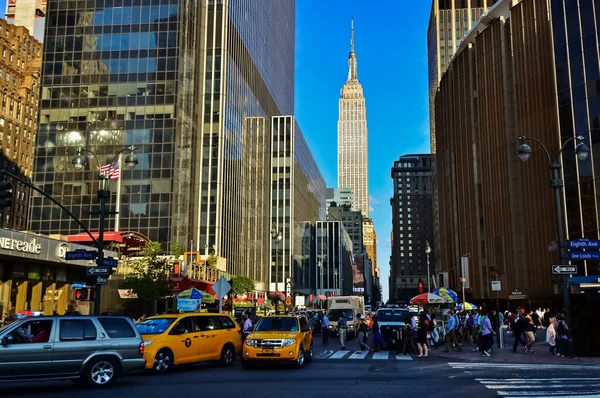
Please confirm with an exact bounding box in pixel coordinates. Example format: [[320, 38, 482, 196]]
[[448, 363, 600, 397], [315, 350, 413, 361]]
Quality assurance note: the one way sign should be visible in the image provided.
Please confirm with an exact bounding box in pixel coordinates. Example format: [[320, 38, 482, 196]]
[[552, 265, 577, 275]]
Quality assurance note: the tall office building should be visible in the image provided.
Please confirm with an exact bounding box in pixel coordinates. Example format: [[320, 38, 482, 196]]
[[315, 220, 353, 296], [338, 21, 369, 217], [0, 22, 42, 231], [427, 0, 499, 153], [31, 1, 297, 291], [363, 218, 377, 273], [390, 155, 433, 302], [326, 187, 353, 210], [327, 203, 363, 254], [270, 115, 326, 300], [5, 0, 47, 42]]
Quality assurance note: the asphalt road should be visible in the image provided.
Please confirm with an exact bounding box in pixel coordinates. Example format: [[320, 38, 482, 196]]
[[2, 336, 599, 397]]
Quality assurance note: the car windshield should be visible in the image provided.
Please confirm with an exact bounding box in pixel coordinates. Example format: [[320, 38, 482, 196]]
[[376, 310, 408, 322], [136, 318, 176, 335], [255, 317, 299, 332], [328, 309, 354, 321]]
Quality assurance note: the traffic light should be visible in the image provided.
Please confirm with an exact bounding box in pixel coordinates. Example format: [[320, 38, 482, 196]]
[[418, 280, 424, 294], [0, 180, 12, 210], [75, 289, 89, 300], [90, 288, 97, 300]]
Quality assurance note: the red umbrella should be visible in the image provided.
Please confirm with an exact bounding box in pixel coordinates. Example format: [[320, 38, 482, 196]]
[[410, 293, 445, 304]]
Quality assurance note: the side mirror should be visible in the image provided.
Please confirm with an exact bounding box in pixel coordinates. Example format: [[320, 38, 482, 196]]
[[2, 335, 12, 346]]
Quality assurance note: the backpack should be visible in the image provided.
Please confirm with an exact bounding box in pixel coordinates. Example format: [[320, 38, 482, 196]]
[[557, 321, 567, 336], [467, 316, 475, 328]]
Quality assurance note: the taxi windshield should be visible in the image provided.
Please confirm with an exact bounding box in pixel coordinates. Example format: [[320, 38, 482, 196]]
[[136, 318, 176, 334], [255, 317, 298, 332], [376, 310, 408, 322]]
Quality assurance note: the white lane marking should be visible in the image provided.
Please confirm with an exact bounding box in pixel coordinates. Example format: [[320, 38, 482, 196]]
[[396, 354, 413, 361], [329, 350, 350, 359], [486, 384, 600, 390], [477, 379, 600, 383], [449, 362, 600, 370], [349, 351, 368, 360], [315, 350, 334, 359], [496, 391, 600, 397], [372, 352, 390, 360]]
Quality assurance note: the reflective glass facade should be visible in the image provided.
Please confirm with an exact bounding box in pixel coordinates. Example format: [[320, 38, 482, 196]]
[[315, 221, 353, 296], [270, 115, 326, 297], [192, 1, 296, 289], [551, 0, 600, 276], [31, 0, 196, 246]]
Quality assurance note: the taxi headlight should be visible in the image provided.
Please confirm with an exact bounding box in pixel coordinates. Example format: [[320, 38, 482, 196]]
[[142, 339, 154, 347], [245, 339, 257, 347], [283, 339, 295, 347]]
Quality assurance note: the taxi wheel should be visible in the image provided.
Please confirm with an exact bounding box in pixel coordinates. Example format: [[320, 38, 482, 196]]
[[306, 341, 313, 362], [295, 345, 305, 369], [219, 344, 235, 366], [153, 349, 173, 373]]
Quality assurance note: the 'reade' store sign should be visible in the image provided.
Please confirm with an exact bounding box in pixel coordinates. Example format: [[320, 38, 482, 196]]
[[0, 237, 42, 254]]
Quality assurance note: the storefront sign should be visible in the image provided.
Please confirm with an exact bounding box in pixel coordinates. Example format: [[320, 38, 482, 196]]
[[0, 237, 42, 254], [177, 298, 202, 312]]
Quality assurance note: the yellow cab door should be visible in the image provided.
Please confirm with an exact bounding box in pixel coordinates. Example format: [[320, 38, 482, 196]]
[[167, 316, 199, 364], [299, 317, 312, 352], [194, 315, 222, 360]]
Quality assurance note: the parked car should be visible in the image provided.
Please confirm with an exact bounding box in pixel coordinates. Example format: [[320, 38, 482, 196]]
[[0, 315, 146, 387], [241, 315, 313, 369], [137, 313, 242, 372]]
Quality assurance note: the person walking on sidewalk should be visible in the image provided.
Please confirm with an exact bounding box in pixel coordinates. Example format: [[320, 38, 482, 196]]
[[416, 312, 429, 358], [480, 310, 495, 357], [321, 313, 330, 344], [356, 318, 371, 353], [511, 308, 529, 353], [338, 312, 348, 350], [524, 311, 537, 353], [402, 313, 418, 356], [546, 319, 557, 355], [444, 310, 462, 352], [554, 314, 569, 357]]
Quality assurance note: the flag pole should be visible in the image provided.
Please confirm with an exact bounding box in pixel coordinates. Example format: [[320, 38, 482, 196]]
[[114, 153, 123, 232]]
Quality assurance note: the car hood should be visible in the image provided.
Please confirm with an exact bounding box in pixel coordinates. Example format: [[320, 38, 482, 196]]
[[378, 321, 406, 328], [248, 331, 299, 339]]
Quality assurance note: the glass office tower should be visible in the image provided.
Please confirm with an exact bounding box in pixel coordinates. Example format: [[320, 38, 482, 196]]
[[31, 0, 196, 245]]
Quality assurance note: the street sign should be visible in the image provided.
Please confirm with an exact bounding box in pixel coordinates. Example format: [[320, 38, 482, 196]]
[[491, 281, 501, 291], [508, 291, 528, 300], [568, 251, 600, 260], [87, 267, 110, 276], [103, 257, 118, 267], [72, 281, 86, 289], [96, 277, 108, 285], [568, 238, 600, 250], [65, 249, 97, 261], [213, 276, 231, 314], [285, 297, 292, 306], [552, 265, 577, 275]]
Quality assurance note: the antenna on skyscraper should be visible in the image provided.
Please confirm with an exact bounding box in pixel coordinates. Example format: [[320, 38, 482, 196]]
[[351, 18, 355, 52]]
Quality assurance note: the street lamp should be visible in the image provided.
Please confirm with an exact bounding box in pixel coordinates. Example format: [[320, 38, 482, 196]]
[[425, 241, 431, 293], [334, 268, 339, 292], [72, 145, 138, 315], [517, 134, 589, 328], [271, 223, 282, 314], [460, 277, 467, 305], [318, 260, 323, 296]]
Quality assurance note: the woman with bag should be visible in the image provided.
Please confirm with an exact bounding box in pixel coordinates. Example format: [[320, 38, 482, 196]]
[[546, 319, 557, 355]]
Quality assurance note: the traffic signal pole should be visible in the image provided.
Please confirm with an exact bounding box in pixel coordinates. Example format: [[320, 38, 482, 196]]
[[93, 175, 110, 316]]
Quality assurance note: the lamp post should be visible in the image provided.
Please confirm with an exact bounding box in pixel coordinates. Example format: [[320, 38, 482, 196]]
[[425, 240, 431, 293], [318, 260, 323, 296], [460, 277, 466, 305], [72, 145, 138, 316], [270, 223, 282, 314], [334, 268, 339, 293], [517, 135, 589, 328]]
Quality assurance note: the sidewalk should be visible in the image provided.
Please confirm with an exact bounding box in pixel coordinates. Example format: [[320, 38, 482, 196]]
[[429, 328, 600, 366]]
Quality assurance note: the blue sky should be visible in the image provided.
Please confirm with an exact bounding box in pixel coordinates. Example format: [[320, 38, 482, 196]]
[[295, 1, 432, 301]]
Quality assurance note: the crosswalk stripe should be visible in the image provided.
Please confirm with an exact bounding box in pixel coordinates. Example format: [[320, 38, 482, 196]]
[[486, 384, 600, 390], [372, 352, 390, 360], [477, 379, 600, 383], [449, 362, 600, 370], [329, 350, 350, 359], [496, 390, 600, 396], [470, 377, 600, 397], [349, 351, 368, 359], [395, 354, 413, 361]]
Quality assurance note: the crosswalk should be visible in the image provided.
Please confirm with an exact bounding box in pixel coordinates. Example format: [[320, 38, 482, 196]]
[[315, 350, 413, 361], [449, 363, 600, 397]]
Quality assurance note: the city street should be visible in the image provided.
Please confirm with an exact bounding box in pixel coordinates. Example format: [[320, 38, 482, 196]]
[[2, 334, 600, 397]]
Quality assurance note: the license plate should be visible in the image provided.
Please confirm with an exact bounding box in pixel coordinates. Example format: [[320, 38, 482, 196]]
[[263, 348, 274, 353]]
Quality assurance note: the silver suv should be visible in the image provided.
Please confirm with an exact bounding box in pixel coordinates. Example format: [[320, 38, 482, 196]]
[[0, 315, 146, 387]]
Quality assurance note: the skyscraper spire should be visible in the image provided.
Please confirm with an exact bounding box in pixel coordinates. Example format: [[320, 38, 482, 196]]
[[348, 19, 358, 82]]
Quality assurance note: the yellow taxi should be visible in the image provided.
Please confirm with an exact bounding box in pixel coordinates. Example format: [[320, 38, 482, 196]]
[[136, 313, 242, 372], [242, 314, 313, 369]]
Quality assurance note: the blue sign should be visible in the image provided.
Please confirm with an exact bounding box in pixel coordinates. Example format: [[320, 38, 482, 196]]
[[569, 251, 600, 260], [97, 257, 118, 267], [568, 238, 600, 250], [65, 249, 97, 261], [72, 281, 86, 289]]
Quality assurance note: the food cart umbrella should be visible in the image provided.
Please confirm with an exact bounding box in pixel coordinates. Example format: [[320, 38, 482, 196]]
[[409, 293, 446, 304], [432, 287, 459, 303], [456, 302, 477, 311]]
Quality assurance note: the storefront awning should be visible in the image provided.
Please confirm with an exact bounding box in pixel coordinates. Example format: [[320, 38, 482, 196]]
[[67, 232, 124, 244], [171, 276, 218, 298]]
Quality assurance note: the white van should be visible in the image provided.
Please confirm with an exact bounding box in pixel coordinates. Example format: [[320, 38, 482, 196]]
[[326, 296, 365, 337]]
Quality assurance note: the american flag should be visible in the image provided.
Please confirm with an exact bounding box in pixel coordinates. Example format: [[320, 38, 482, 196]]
[[100, 160, 120, 180]]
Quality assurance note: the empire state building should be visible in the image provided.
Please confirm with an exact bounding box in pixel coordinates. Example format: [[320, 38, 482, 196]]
[[338, 21, 369, 217]]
